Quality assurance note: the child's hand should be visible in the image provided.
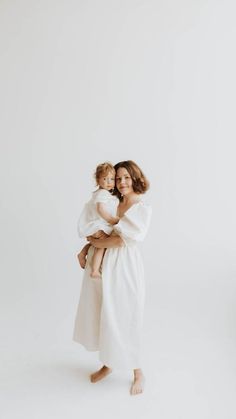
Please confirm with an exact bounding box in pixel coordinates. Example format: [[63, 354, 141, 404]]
[[109, 216, 120, 225]]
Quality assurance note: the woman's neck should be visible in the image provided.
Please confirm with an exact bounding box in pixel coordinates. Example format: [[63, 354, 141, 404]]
[[117, 193, 141, 217], [122, 193, 140, 205]]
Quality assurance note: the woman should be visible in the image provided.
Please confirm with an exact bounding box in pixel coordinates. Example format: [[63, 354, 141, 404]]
[[73, 160, 152, 395]]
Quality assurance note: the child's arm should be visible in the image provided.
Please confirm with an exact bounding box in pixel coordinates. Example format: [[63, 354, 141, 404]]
[[96, 203, 120, 225]]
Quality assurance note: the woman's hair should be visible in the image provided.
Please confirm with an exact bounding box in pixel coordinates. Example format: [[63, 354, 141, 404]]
[[94, 162, 115, 185], [113, 160, 150, 200]]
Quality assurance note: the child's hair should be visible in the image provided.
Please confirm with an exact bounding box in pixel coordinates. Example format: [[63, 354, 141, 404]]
[[94, 162, 115, 186], [113, 160, 150, 200]]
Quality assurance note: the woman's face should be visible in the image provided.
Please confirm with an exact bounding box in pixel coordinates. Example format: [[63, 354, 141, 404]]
[[116, 167, 134, 196]]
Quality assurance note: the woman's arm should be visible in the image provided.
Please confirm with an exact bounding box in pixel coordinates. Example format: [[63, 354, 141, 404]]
[[87, 234, 124, 249]]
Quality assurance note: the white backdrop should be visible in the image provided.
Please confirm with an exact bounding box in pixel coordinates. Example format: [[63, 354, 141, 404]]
[[1, 1, 236, 418]]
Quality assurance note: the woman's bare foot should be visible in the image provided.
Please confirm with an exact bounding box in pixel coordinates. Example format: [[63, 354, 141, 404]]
[[90, 270, 101, 279], [130, 369, 145, 395], [77, 252, 87, 269], [90, 365, 112, 383]]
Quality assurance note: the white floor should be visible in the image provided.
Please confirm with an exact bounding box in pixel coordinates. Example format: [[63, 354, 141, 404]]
[[1, 277, 236, 419]]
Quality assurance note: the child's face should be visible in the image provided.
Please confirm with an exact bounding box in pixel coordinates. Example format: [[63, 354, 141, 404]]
[[98, 171, 115, 191]]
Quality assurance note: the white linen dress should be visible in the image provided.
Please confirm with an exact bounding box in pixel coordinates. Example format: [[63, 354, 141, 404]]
[[77, 189, 119, 237], [73, 201, 152, 370]]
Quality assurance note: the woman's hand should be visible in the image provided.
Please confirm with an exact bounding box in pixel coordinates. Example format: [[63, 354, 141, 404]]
[[87, 236, 105, 248], [88, 230, 108, 239], [87, 234, 124, 249]]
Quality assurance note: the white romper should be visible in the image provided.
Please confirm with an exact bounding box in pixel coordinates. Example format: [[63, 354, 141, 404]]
[[73, 201, 152, 370], [77, 189, 119, 237]]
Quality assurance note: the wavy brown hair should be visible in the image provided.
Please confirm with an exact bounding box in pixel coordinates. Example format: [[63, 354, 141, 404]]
[[113, 160, 150, 201]]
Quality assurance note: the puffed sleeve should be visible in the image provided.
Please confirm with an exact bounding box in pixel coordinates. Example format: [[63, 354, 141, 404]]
[[93, 189, 111, 204], [77, 203, 94, 237], [77, 190, 118, 237], [114, 202, 152, 246]]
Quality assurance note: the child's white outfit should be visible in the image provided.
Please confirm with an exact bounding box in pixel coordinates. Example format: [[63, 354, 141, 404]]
[[78, 189, 119, 238]]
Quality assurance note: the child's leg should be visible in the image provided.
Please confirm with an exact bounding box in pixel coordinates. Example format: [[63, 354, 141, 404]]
[[77, 243, 90, 269], [90, 248, 105, 279]]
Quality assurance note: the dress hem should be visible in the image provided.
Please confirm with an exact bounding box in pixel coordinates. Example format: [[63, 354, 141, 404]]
[[73, 338, 99, 352]]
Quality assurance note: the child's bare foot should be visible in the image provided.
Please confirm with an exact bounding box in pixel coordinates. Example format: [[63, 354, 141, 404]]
[[130, 369, 145, 395], [77, 252, 86, 269], [90, 270, 101, 279], [90, 365, 112, 383]]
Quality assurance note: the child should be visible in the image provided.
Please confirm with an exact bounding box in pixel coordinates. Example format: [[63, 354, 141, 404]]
[[77, 162, 119, 279]]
